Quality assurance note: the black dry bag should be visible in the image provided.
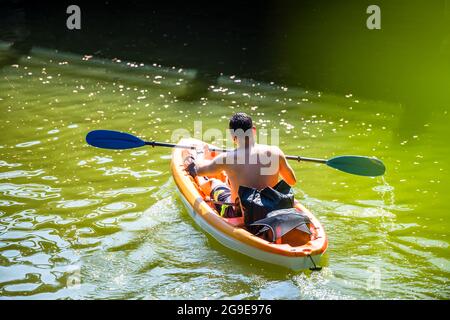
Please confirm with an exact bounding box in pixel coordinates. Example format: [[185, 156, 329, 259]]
[[238, 180, 294, 233]]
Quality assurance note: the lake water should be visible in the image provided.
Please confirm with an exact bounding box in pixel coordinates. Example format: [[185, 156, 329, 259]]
[[0, 46, 448, 299]]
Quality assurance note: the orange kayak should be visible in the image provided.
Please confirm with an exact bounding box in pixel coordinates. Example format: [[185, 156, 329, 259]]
[[171, 138, 328, 270]]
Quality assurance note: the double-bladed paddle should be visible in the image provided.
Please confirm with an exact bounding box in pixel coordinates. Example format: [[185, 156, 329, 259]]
[[86, 129, 386, 177]]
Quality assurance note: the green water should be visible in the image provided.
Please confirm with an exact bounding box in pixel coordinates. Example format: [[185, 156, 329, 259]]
[[0, 48, 448, 299]]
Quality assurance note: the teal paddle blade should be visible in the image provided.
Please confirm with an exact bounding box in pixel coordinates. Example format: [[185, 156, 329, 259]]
[[86, 130, 145, 149], [326, 155, 386, 177]]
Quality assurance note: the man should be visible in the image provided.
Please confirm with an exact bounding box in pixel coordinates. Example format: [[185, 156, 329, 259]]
[[184, 112, 296, 217]]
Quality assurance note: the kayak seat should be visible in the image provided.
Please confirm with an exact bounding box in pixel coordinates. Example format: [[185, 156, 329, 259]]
[[250, 208, 313, 246]]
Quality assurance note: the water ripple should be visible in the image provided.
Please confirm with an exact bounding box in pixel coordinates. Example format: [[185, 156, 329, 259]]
[[373, 185, 395, 193], [96, 186, 155, 198], [0, 169, 45, 180], [77, 156, 113, 166], [0, 160, 22, 168], [0, 200, 24, 207], [334, 204, 396, 218], [130, 150, 148, 156], [355, 199, 412, 212], [302, 197, 397, 218], [0, 229, 71, 252], [41, 176, 58, 181], [97, 167, 162, 178], [96, 202, 136, 213], [47, 129, 60, 135], [53, 199, 102, 209], [0, 183, 61, 200], [15, 141, 41, 148], [3, 283, 41, 294], [86, 202, 137, 219]]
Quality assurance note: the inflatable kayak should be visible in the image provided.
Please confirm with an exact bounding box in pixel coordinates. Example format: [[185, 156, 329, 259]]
[[171, 138, 328, 270]]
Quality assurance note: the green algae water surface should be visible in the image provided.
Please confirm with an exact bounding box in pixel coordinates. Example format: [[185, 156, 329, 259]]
[[0, 46, 448, 299]]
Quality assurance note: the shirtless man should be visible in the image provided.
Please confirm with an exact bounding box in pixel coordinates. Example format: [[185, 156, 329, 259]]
[[184, 112, 296, 217]]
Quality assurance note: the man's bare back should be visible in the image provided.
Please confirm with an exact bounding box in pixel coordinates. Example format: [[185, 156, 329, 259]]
[[198, 143, 296, 202], [183, 113, 296, 217]]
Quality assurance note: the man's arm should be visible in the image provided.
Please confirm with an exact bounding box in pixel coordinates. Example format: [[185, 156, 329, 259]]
[[277, 147, 297, 186], [196, 153, 227, 176]]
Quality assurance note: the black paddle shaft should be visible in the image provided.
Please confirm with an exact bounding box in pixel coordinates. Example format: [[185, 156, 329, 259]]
[[145, 141, 226, 153], [145, 141, 327, 163], [285, 155, 327, 164], [145, 141, 196, 149]]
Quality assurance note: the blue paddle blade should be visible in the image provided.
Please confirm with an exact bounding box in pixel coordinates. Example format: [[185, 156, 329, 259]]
[[86, 130, 145, 149], [326, 155, 386, 177]]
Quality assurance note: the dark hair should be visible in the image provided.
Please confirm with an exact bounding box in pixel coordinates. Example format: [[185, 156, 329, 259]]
[[229, 112, 253, 132]]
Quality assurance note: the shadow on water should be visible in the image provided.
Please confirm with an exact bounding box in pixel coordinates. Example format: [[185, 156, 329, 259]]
[[2, 1, 449, 113]]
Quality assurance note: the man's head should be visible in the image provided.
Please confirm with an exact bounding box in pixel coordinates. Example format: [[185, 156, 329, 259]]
[[229, 112, 255, 144]]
